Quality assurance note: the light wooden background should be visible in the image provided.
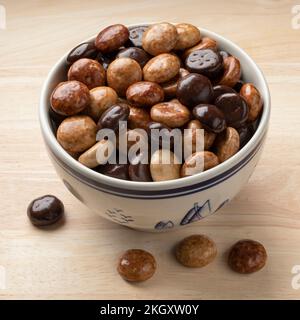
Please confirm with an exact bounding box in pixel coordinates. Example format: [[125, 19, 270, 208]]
[[0, 0, 300, 300]]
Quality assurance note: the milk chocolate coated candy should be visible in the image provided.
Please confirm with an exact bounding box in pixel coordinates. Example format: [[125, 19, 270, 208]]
[[175, 235, 217, 268], [95, 24, 129, 53], [177, 73, 213, 107], [117, 249, 156, 282], [68, 58, 106, 89], [193, 104, 226, 133], [215, 93, 249, 128], [142, 22, 178, 55], [57, 116, 97, 153], [51, 80, 90, 116], [185, 49, 223, 79], [228, 240, 267, 274], [107, 57, 142, 96]]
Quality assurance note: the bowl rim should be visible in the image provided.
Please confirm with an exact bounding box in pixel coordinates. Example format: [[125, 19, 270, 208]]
[[39, 23, 271, 192]]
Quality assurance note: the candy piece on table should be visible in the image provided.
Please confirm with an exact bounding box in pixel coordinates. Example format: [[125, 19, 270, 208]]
[[175, 235, 217, 268], [228, 240, 267, 274], [27, 195, 64, 227], [117, 249, 156, 282]]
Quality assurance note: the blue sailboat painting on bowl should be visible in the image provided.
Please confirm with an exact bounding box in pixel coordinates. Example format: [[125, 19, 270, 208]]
[[180, 200, 212, 225]]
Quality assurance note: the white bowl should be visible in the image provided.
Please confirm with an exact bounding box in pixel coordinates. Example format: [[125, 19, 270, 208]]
[[39, 24, 271, 232]]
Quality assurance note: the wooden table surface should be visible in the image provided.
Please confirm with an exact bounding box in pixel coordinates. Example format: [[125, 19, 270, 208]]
[[1, 0, 300, 300]]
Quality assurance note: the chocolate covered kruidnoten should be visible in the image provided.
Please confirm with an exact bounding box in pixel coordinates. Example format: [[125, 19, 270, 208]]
[[49, 22, 264, 182]]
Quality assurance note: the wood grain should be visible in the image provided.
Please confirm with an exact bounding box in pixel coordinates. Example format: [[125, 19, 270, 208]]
[[0, 0, 300, 300]]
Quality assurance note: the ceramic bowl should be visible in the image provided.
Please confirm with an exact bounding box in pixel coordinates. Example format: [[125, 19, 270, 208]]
[[39, 24, 271, 232]]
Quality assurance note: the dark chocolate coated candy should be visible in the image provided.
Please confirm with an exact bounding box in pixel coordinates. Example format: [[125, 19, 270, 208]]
[[99, 163, 129, 180], [237, 124, 255, 148], [116, 47, 150, 68], [233, 79, 245, 92], [97, 103, 130, 131], [66, 42, 98, 66], [215, 93, 249, 128], [185, 49, 223, 79], [212, 85, 236, 103], [27, 195, 64, 226], [193, 104, 226, 133], [177, 73, 213, 108], [129, 162, 152, 182]]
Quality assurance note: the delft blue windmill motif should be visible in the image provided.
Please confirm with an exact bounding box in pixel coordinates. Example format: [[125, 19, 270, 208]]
[[105, 208, 134, 224], [180, 200, 212, 225]]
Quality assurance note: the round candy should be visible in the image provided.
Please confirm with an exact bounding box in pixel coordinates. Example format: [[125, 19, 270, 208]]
[[142, 22, 178, 55], [185, 49, 223, 79], [27, 195, 64, 226], [50, 80, 90, 116], [175, 235, 217, 268], [57, 116, 97, 153], [177, 73, 213, 107], [117, 249, 156, 282], [193, 104, 226, 133], [66, 42, 98, 65], [228, 239, 267, 274], [215, 93, 249, 128], [116, 47, 150, 68], [107, 57, 142, 96], [67, 58, 106, 90], [212, 85, 236, 103], [97, 103, 130, 131], [95, 24, 129, 53]]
